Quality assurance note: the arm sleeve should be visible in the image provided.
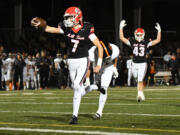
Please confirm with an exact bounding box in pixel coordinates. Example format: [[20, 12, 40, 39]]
[[147, 41, 152, 48], [88, 46, 97, 62], [109, 43, 120, 60]]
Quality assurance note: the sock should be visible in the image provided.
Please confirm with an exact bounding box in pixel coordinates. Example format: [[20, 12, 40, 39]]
[[138, 91, 144, 96], [96, 90, 107, 116], [73, 87, 82, 117]]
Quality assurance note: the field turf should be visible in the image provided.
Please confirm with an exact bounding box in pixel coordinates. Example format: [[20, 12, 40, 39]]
[[0, 86, 180, 135]]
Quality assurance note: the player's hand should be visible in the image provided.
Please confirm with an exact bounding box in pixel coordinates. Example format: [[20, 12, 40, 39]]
[[119, 20, 127, 29], [155, 22, 161, 32], [113, 67, 119, 79], [31, 17, 41, 29], [93, 65, 101, 73]]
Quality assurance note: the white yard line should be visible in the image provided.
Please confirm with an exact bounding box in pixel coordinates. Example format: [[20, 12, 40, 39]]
[[0, 127, 147, 135], [0, 110, 179, 117], [0, 102, 167, 105]]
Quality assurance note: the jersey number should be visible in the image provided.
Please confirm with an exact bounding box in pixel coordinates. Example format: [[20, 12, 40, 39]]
[[71, 39, 79, 53], [133, 46, 145, 56]]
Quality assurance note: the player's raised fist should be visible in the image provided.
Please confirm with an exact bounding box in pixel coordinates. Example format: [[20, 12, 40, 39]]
[[31, 17, 47, 30]]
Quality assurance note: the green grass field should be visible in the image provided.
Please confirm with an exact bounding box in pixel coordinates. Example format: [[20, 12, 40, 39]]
[[0, 86, 180, 135]]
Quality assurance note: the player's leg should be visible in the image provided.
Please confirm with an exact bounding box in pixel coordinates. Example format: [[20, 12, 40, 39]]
[[34, 73, 38, 90], [68, 58, 89, 124], [137, 63, 147, 102], [26, 73, 30, 89], [30, 71, 34, 89], [127, 69, 132, 86], [94, 65, 113, 119]]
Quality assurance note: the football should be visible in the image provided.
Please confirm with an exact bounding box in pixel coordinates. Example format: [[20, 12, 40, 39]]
[[31, 17, 47, 30]]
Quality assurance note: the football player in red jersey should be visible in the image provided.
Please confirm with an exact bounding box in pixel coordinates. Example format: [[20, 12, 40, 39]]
[[31, 6, 103, 124], [119, 20, 161, 102]]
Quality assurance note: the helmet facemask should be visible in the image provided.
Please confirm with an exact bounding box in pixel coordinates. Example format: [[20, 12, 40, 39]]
[[134, 28, 145, 42], [63, 15, 75, 27]]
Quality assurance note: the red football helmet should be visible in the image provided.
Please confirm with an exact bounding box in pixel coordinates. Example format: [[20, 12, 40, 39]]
[[63, 6, 83, 27], [134, 28, 145, 42]]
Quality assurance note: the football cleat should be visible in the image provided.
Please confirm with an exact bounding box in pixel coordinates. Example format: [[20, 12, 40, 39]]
[[93, 113, 101, 120], [137, 95, 145, 102], [69, 115, 78, 124]]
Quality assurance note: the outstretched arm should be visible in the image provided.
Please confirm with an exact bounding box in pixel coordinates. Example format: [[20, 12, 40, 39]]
[[119, 20, 129, 45], [151, 23, 161, 46], [44, 25, 64, 34]]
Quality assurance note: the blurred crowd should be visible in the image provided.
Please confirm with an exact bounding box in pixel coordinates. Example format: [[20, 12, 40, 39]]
[[0, 29, 180, 90]]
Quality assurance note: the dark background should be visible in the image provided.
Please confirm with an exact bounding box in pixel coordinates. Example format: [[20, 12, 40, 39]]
[[0, 0, 180, 55], [0, 0, 180, 31]]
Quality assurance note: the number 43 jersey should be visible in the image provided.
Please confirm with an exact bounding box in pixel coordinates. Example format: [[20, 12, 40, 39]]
[[127, 37, 152, 63], [58, 21, 95, 59]]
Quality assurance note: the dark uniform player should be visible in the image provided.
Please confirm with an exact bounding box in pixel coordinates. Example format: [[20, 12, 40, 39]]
[[82, 40, 119, 119], [31, 6, 103, 124], [119, 20, 161, 102]]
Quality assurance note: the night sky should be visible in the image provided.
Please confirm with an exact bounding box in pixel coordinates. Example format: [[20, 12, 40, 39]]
[[0, 0, 180, 41]]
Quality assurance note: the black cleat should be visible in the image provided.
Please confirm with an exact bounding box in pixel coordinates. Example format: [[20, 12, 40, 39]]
[[69, 115, 78, 124], [93, 113, 101, 120], [98, 88, 106, 94]]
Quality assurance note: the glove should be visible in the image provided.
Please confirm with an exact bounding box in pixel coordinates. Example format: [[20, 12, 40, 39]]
[[119, 20, 127, 29], [113, 67, 119, 79], [155, 22, 161, 32]]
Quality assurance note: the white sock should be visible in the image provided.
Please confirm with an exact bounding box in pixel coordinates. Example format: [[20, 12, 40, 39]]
[[73, 87, 82, 117], [96, 90, 107, 116], [138, 91, 144, 97]]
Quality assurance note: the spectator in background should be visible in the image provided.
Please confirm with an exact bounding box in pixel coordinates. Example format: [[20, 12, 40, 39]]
[[116, 55, 126, 86], [169, 53, 180, 85], [0, 53, 3, 90], [36, 50, 51, 89], [13, 53, 25, 90], [149, 60, 157, 86], [176, 48, 180, 64], [34, 52, 41, 90], [54, 53, 63, 89], [126, 54, 133, 86], [60, 55, 69, 88], [5, 53, 15, 91], [163, 51, 171, 69]]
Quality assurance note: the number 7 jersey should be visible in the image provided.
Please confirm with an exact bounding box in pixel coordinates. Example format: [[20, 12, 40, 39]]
[[127, 37, 152, 63], [58, 21, 95, 59]]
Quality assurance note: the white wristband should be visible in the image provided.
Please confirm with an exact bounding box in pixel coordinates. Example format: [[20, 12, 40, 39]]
[[97, 58, 102, 66]]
